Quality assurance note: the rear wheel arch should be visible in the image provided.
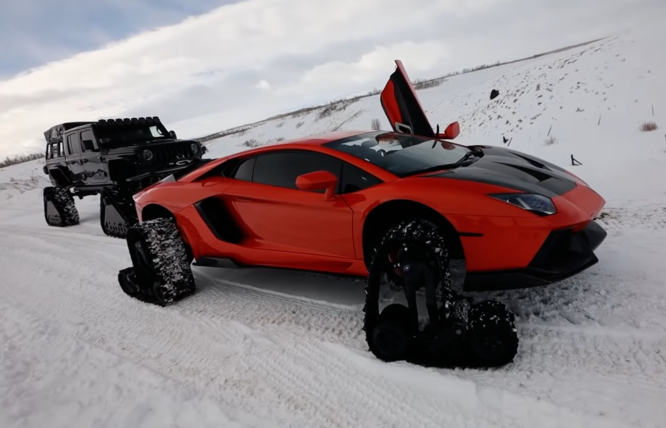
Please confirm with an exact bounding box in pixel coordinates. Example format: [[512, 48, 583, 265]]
[[361, 200, 464, 267], [141, 204, 174, 221], [49, 167, 71, 187]]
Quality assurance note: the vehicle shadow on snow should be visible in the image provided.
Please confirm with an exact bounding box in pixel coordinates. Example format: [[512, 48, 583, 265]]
[[191, 257, 615, 334], [191, 265, 367, 308], [183, 256, 627, 371]]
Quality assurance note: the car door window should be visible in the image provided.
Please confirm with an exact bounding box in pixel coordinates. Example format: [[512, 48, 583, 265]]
[[233, 157, 256, 181], [67, 133, 81, 155], [252, 151, 342, 192], [80, 130, 98, 152], [340, 164, 382, 193]]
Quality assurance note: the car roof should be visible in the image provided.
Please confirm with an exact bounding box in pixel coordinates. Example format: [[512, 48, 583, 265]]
[[177, 130, 387, 183], [263, 130, 372, 147]]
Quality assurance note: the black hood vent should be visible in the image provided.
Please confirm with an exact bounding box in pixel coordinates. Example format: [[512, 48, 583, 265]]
[[426, 146, 577, 197]]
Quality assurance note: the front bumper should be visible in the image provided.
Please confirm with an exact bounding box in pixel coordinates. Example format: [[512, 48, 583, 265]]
[[126, 162, 200, 182], [463, 220, 607, 291]]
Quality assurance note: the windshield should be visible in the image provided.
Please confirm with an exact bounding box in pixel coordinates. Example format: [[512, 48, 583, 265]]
[[323, 132, 472, 177]]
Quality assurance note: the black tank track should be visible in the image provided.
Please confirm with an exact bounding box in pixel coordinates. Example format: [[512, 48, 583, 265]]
[[363, 219, 519, 368], [100, 188, 138, 239], [122, 217, 195, 306], [44, 186, 80, 227]]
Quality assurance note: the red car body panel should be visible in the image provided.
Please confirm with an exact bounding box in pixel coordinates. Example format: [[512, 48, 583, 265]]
[[131, 61, 607, 290]]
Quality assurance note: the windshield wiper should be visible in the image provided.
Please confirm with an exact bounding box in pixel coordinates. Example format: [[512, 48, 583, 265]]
[[402, 163, 462, 176], [402, 150, 480, 177], [456, 150, 478, 165]]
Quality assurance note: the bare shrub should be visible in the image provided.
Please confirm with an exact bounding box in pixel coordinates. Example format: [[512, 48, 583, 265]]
[[197, 125, 252, 143], [295, 121, 305, 129], [544, 135, 558, 145], [316, 98, 359, 120], [276, 121, 284, 128], [413, 77, 446, 90], [371, 118, 381, 130], [0, 152, 45, 169], [640, 121, 658, 131], [242, 139, 260, 147]]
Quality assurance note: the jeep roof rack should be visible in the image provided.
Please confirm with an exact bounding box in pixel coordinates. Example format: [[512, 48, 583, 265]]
[[96, 116, 162, 127]]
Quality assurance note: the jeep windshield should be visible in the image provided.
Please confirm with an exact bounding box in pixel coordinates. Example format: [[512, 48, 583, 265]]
[[95, 125, 168, 146], [323, 132, 475, 177]]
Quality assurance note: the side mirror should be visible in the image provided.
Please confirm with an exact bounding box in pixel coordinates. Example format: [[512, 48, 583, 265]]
[[436, 121, 460, 140], [168, 130, 177, 139], [295, 170, 338, 200]]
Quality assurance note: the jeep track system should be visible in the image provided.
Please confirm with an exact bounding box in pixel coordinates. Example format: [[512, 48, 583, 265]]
[[43, 186, 80, 227], [100, 188, 139, 239]]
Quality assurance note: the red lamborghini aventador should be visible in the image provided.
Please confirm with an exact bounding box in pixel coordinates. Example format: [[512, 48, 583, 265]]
[[117, 60, 607, 366]]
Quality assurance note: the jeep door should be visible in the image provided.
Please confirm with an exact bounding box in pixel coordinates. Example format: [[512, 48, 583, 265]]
[[80, 129, 107, 185], [64, 132, 86, 184]]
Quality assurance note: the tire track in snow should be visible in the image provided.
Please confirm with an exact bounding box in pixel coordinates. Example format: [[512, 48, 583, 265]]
[[597, 205, 666, 231], [0, 235, 495, 428], [463, 324, 666, 427], [0, 300, 275, 428]]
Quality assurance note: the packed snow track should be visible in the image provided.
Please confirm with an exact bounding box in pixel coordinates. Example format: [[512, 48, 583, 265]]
[[1, 170, 666, 428]]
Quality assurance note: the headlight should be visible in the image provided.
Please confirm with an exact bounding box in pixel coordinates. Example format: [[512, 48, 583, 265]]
[[142, 149, 153, 161], [489, 193, 556, 216], [190, 143, 199, 154]]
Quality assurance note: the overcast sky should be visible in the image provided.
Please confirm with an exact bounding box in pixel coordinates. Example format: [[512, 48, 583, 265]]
[[1, 0, 664, 159]]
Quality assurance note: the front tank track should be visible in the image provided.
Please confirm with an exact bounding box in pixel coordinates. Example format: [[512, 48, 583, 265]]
[[118, 218, 195, 306], [363, 220, 519, 368]]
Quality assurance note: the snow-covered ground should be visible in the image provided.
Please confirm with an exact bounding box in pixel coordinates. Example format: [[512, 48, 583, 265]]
[[2, 22, 666, 428]]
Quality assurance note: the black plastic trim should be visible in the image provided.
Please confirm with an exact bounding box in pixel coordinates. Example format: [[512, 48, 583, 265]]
[[194, 197, 244, 244], [425, 145, 578, 197], [193, 257, 240, 268], [126, 161, 209, 182], [428, 169, 576, 197]]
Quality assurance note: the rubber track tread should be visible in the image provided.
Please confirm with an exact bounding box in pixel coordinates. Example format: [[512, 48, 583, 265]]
[[126, 217, 195, 305], [43, 186, 80, 227]]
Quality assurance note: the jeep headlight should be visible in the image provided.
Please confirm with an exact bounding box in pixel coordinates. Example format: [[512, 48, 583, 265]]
[[489, 193, 556, 216], [190, 143, 199, 154], [142, 149, 154, 161]]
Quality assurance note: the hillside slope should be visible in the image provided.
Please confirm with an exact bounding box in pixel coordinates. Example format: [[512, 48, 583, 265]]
[[206, 22, 665, 206], [1, 22, 665, 428]]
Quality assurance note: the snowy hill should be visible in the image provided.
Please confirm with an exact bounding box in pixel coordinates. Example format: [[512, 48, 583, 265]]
[[1, 22, 665, 428], [205, 22, 665, 206]]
